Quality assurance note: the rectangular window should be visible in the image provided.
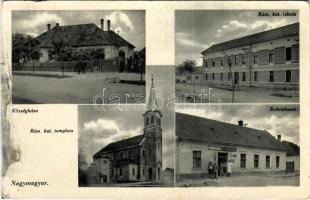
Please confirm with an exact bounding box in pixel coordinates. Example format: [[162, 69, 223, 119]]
[[132, 168, 135, 175], [240, 153, 246, 168], [254, 154, 259, 168], [269, 50, 274, 63], [193, 151, 202, 169], [120, 168, 123, 176], [220, 58, 223, 66], [286, 47, 292, 61], [111, 169, 114, 176], [254, 52, 258, 64], [235, 55, 238, 65], [242, 72, 246, 82], [220, 73, 223, 81], [212, 59, 215, 67], [212, 73, 215, 80], [128, 150, 131, 158], [276, 156, 280, 168], [205, 73, 208, 80], [269, 71, 274, 82], [242, 54, 246, 64], [254, 71, 258, 82], [266, 155, 270, 169], [205, 59, 207, 68], [286, 70, 291, 82], [120, 152, 123, 159], [228, 72, 231, 81]]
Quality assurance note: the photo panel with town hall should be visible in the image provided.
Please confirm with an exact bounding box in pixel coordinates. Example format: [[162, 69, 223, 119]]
[[12, 10, 146, 104]]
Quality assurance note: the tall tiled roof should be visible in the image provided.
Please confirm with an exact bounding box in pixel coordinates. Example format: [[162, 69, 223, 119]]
[[93, 134, 144, 158], [201, 22, 299, 55], [282, 141, 300, 156], [36, 23, 135, 48], [176, 112, 287, 151]]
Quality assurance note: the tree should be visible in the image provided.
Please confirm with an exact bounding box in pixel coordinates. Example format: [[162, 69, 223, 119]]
[[135, 48, 145, 81], [12, 33, 28, 65], [26, 35, 41, 72], [78, 148, 89, 186], [12, 33, 41, 71], [90, 48, 105, 72], [179, 59, 197, 101], [48, 39, 73, 75]]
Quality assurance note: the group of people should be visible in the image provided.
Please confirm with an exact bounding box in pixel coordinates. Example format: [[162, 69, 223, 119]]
[[76, 60, 87, 74], [208, 161, 232, 179]]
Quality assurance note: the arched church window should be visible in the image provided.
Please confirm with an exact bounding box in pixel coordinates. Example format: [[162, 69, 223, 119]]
[[146, 117, 149, 126], [151, 116, 154, 124], [156, 118, 161, 126]]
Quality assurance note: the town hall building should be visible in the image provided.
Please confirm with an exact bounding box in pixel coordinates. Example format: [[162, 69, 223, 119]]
[[175, 112, 290, 180], [197, 22, 299, 89], [36, 19, 135, 64], [89, 76, 163, 184]]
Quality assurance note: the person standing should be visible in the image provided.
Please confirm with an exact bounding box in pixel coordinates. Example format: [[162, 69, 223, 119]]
[[213, 162, 218, 179], [77, 59, 82, 74], [219, 163, 224, 177], [227, 161, 232, 177], [208, 161, 213, 179]]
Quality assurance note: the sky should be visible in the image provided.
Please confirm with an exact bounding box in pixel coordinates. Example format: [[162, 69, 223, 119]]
[[177, 104, 299, 145], [175, 10, 299, 66], [12, 10, 145, 51], [78, 66, 175, 169]]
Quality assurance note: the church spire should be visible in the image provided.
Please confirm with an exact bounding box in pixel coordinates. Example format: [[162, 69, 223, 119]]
[[146, 74, 159, 111]]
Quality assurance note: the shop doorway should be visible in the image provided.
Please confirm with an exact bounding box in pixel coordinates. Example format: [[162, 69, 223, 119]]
[[218, 152, 228, 165]]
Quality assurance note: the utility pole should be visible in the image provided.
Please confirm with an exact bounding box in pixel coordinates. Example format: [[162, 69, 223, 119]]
[[229, 62, 234, 103]]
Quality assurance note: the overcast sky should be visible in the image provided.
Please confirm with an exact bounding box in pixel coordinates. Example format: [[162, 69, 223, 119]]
[[79, 66, 175, 169], [175, 10, 299, 66], [177, 104, 299, 145], [12, 10, 145, 51]]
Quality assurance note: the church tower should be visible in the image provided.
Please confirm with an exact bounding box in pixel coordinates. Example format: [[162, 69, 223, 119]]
[[143, 74, 163, 182]]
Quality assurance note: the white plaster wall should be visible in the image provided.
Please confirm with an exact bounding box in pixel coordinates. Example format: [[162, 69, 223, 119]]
[[177, 141, 286, 174]]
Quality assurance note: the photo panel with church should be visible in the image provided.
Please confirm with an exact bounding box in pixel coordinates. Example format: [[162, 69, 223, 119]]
[[175, 104, 300, 187], [175, 10, 299, 103], [12, 10, 146, 104], [78, 66, 175, 186]]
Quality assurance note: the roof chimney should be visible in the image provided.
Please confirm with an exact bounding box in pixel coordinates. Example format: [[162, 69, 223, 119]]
[[107, 20, 111, 31], [47, 24, 51, 31], [56, 23, 59, 27], [277, 135, 281, 142], [238, 120, 243, 127], [100, 19, 104, 30]]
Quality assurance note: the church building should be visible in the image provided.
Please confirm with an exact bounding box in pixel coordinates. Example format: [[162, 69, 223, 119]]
[[176, 112, 288, 179], [89, 76, 162, 184]]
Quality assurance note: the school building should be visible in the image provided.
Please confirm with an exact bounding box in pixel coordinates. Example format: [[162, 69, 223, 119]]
[[198, 22, 299, 89]]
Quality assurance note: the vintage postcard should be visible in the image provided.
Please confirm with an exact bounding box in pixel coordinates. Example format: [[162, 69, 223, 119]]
[[1, 1, 309, 200]]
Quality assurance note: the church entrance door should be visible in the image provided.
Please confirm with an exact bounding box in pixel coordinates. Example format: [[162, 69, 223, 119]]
[[148, 168, 153, 181]]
